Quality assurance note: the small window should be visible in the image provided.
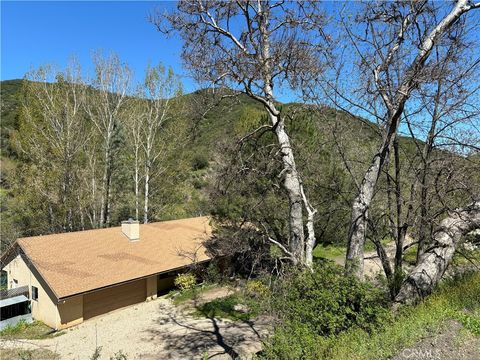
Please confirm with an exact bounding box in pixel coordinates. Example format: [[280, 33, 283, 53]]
[[11, 279, 18, 289], [32, 286, 38, 301]]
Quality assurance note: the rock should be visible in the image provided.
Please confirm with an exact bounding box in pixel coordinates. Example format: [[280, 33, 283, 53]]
[[233, 304, 249, 313], [463, 242, 477, 251]]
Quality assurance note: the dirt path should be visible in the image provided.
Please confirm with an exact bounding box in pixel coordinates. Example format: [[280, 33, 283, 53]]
[[331, 236, 415, 278], [179, 286, 237, 310], [0, 293, 269, 360]]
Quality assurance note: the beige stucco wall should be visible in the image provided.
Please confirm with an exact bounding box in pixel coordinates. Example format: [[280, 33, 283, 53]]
[[3, 254, 60, 329], [146, 275, 158, 301], [3, 255, 179, 329], [5, 254, 30, 290]]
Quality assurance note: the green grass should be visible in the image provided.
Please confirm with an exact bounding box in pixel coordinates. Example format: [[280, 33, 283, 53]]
[[324, 271, 480, 359], [167, 283, 219, 305], [195, 293, 258, 321], [0, 320, 63, 340], [313, 238, 392, 262], [452, 247, 480, 267], [403, 244, 418, 266], [312, 244, 345, 260]]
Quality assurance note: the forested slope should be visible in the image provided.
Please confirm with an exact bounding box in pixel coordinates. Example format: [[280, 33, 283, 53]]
[[0, 79, 474, 252]]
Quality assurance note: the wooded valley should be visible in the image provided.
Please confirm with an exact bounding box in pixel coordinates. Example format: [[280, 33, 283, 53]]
[[1, 1, 480, 359]]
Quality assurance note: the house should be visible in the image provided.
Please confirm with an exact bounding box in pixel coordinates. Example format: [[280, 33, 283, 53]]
[[0, 217, 212, 329], [0, 286, 32, 330]]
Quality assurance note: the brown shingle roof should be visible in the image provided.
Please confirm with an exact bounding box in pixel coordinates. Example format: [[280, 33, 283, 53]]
[[17, 217, 212, 300]]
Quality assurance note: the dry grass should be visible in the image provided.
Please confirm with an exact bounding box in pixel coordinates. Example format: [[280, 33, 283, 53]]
[[0, 348, 60, 360]]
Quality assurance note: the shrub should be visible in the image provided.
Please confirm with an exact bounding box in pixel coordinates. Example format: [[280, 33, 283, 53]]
[[262, 262, 391, 358], [110, 350, 128, 360], [269, 263, 390, 337], [263, 269, 480, 360], [245, 279, 270, 299], [205, 262, 221, 283], [191, 154, 209, 171], [174, 273, 196, 291], [262, 322, 329, 360]]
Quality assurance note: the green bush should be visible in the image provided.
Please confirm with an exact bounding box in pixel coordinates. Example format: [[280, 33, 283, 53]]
[[174, 273, 196, 291], [262, 263, 390, 359], [245, 279, 270, 299], [264, 269, 480, 360], [191, 154, 209, 171], [263, 322, 330, 360], [205, 262, 221, 283], [271, 263, 390, 335]]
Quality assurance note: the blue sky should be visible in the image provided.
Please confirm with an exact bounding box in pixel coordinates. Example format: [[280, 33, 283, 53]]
[[1, 1, 199, 92], [2, 1, 479, 146]]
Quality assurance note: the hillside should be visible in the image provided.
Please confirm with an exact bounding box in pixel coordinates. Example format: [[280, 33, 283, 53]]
[[0, 79, 459, 247], [0, 79, 381, 156], [1, 79, 23, 157]]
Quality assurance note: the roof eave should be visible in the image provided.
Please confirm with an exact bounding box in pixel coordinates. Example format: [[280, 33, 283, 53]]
[[56, 258, 211, 302]]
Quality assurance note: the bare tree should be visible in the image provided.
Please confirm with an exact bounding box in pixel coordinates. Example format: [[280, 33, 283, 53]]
[[411, 65, 480, 263], [152, 0, 328, 266], [84, 52, 131, 227], [340, 0, 480, 277], [140, 64, 181, 223], [123, 96, 144, 221], [123, 64, 182, 223], [381, 24, 480, 293], [21, 61, 89, 232]]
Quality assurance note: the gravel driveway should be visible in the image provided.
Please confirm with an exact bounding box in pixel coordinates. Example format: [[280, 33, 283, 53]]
[[1, 295, 270, 360]]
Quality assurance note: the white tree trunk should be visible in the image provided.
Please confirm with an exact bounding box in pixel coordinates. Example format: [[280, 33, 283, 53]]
[[134, 164, 139, 221], [395, 201, 480, 304], [268, 110, 306, 265], [99, 163, 107, 227], [99, 143, 112, 227], [346, 154, 382, 277], [274, 119, 305, 264], [302, 185, 317, 268], [257, 4, 313, 265], [90, 157, 98, 228], [345, 0, 479, 278], [144, 166, 150, 224]]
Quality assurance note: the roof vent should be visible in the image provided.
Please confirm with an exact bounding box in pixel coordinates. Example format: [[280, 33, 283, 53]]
[[121, 218, 139, 241]]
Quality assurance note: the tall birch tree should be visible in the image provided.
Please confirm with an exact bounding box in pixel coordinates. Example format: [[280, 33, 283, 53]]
[[124, 64, 181, 222], [141, 64, 181, 223], [20, 62, 89, 232], [84, 52, 131, 227]]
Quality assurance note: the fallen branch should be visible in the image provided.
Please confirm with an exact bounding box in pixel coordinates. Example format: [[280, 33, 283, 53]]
[[395, 201, 480, 304]]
